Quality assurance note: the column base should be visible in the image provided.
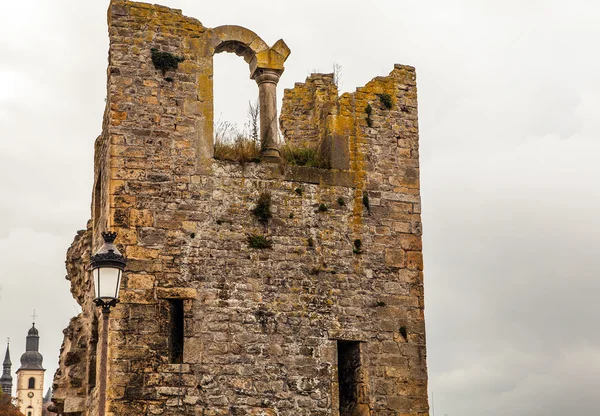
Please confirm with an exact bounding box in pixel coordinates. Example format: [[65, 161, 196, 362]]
[[261, 147, 281, 163]]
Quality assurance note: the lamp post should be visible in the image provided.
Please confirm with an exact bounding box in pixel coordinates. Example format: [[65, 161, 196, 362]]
[[91, 231, 126, 416]]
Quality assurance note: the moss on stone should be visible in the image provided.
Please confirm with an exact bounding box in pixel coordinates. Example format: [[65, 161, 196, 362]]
[[150, 48, 184, 75], [247, 234, 272, 249], [252, 192, 272, 222], [377, 93, 393, 109]]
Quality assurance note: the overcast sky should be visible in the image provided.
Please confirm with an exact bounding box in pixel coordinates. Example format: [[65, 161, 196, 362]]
[[1, 1, 599, 414]]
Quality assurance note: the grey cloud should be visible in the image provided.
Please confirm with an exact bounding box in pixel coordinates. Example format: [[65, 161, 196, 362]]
[[0, 1, 598, 413]]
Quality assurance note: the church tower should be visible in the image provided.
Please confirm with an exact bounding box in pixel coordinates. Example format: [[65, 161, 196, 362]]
[[16, 324, 44, 416], [0, 343, 12, 395]]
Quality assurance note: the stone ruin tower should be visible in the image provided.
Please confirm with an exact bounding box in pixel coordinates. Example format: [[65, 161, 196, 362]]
[[51, 1, 428, 415]]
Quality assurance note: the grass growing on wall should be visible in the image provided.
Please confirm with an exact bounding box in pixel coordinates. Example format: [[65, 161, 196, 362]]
[[252, 193, 272, 222], [213, 121, 261, 164], [214, 137, 261, 164], [282, 145, 328, 168], [247, 234, 273, 249]]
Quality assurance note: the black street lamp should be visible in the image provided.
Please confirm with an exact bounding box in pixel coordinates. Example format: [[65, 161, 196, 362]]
[[91, 231, 126, 310], [91, 231, 126, 416]]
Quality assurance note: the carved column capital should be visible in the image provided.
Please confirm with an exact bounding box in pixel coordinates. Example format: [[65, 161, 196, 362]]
[[254, 68, 281, 86]]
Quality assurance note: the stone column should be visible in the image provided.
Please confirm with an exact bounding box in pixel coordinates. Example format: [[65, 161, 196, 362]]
[[254, 68, 281, 162]]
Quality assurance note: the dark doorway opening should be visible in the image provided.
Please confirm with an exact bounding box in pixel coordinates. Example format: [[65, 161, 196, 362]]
[[337, 341, 361, 415]]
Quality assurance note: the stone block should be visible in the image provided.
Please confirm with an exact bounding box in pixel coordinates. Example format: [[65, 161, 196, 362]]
[[127, 273, 156, 289], [126, 246, 160, 259], [156, 287, 197, 299], [130, 209, 154, 227], [385, 249, 406, 268], [406, 252, 424, 271]]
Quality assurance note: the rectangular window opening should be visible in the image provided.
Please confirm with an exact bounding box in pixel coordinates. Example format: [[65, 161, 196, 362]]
[[169, 299, 184, 364], [337, 341, 361, 416]]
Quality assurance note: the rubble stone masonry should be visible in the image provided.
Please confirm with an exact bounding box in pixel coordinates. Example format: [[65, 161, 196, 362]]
[[51, 1, 428, 415]]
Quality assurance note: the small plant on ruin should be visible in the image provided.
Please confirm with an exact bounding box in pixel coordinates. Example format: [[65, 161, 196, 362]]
[[307, 237, 314, 248], [362, 193, 370, 214], [353, 239, 363, 254], [289, 213, 294, 219], [251, 192, 272, 222], [247, 234, 273, 249], [282, 145, 325, 168], [375, 301, 386, 307], [247, 100, 260, 143], [150, 48, 185, 75], [332, 63, 343, 91], [214, 135, 261, 164], [337, 197, 346, 207], [295, 187, 304, 196], [318, 204, 328, 213], [213, 121, 261, 164], [377, 93, 393, 109], [365, 103, 373, 127]]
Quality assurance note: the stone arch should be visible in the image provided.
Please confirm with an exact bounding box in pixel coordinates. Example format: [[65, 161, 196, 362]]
[[212, 25, 269, 68]]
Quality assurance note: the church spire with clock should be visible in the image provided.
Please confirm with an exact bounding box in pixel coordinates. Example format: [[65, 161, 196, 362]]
[[16, 318, 45, 416]]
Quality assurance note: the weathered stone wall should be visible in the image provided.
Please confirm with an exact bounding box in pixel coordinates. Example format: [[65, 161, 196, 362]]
[[51, 225, 98, 415], [280, 74, 338, 151], [52, 1, 428, 415]]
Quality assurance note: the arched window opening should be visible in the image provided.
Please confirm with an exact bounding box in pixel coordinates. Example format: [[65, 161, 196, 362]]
[[213, 51, 260, 162], [28, 377, 35, 389]]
